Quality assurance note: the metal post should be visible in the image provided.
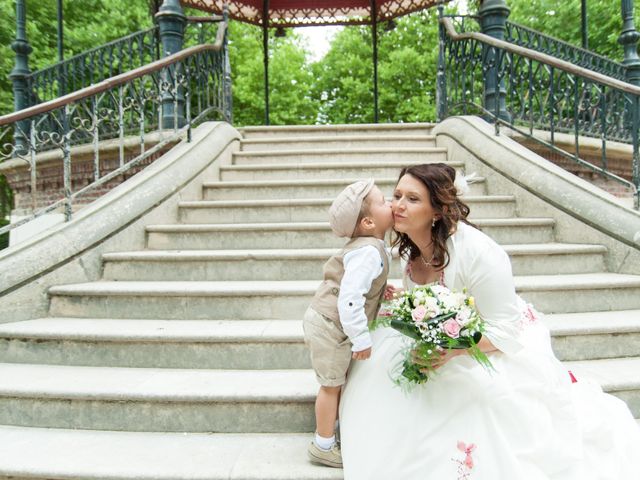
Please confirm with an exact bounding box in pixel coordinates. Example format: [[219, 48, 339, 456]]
[[620, 0, 640, 207], [10, 0, 33, 155], [263, 0, 270, 126], [57, 0, 66, 97], [222, 4, 233, 124], [371, 0, 379, 123], [479, 0, 511, 123], [581, 0, 588, 50], [156, 0, 186, 129], [619, 0, 640, 86], [436, 5, 447, 122]]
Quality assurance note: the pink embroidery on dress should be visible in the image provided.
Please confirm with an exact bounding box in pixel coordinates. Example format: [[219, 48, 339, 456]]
[[452, 441, 476, 479], [518, 299, 539, 328], [523, 304, 538, 324]]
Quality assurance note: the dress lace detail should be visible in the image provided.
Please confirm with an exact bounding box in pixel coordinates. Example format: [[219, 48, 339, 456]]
[[405, 260, 445, 288]]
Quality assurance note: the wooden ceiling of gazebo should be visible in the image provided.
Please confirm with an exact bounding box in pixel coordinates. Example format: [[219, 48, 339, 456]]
[[180, 0, 449, 27]]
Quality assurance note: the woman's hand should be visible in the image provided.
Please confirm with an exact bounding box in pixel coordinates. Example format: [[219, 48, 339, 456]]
[[410, 348, 466, 371], [430, 349, 466, 370]]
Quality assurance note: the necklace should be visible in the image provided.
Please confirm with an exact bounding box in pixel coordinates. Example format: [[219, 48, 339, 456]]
[[420, 251, 435, 268]]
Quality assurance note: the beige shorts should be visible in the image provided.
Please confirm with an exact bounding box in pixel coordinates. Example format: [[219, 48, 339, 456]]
[[302, 306, 352, 387]]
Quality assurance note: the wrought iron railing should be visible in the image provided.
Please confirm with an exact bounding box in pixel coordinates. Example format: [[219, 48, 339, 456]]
[[504, 21, 626, 81], [30, 27, 160, 106], [28, 16, 222, 107], [437, 15, 639, 209], [0, 17, 231, 237]]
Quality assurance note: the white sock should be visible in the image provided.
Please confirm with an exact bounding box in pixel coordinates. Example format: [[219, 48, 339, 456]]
[[315, 433, 335, 450]]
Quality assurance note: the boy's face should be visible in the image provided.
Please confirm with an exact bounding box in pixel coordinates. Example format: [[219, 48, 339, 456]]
[[365, 186, 394, 235]]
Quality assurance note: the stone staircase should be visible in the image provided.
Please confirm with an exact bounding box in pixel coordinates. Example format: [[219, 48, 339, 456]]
[[0, 123, 639, 479]]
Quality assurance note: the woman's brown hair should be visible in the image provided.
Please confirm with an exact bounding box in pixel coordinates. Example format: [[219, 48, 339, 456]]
[[392, 163, 477, 269]]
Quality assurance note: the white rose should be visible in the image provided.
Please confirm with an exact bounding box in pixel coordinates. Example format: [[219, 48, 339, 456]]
[[430, 285, 450, 297], [423, 297, 440, 316], [455, 308, 473, 326]]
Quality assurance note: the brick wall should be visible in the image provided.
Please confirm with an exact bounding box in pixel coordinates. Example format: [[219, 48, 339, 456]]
[[3, 140, 176, 215], [517, 142, 635, 200]]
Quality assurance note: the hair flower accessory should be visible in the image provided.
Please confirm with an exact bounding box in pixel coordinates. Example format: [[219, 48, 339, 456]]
[[454, 172, 478, 197]]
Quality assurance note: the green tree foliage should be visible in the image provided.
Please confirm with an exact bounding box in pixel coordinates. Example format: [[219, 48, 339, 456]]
[[311, 26, 376, 123], [228, 22, 318, 126], [0, 0, 153, 115], [506, 0, 635, 62], [312, 8, 446, 124]]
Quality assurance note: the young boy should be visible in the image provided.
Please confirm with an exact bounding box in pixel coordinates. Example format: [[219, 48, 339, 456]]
[[303, 178, 394, 468]]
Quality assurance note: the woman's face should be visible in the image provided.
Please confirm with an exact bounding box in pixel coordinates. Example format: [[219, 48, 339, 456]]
[[392, 174, 439, 236]]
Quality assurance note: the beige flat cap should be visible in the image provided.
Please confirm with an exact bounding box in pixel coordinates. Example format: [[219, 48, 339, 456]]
[[329, 179, 375, 238]]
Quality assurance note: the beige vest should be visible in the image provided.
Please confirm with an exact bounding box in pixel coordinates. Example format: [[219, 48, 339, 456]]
[[310, 236, 389, 328]]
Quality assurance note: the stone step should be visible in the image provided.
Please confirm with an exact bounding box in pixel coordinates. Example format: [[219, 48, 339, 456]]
[[240, 134, 436, 151], [544, 310, 640, 360], [0, 355, 636, 434], [516, 273, 640, 313], [103, 244, 606, 282], [3, 311, 638, 369], [146, 218, 556, 250], [48, 280, 316, 320], [0, 318, 308, 369], [219, 160, 464, 181], [565, 356, 640, 418], [239, 122, 434, 139], [0, 426, 343, 480], [202, 177, 488, 200], [177, 195, 517, 223], [231, 147, 448, 165], [0, 363, 316, 433], [48, 274, 640, 320]]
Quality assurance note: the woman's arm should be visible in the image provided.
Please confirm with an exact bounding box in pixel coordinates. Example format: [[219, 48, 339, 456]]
[[466, 242, 523, 355], [428, 239, 522, 370]]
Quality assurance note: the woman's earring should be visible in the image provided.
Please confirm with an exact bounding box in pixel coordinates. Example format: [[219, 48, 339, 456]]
[[432, 219, 436, 228]]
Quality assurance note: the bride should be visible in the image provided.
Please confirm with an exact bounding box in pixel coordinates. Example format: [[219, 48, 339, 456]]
[[339, 163, 640, 479]]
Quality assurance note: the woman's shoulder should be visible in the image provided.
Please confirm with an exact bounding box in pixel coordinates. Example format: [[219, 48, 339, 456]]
[[453, 222, 506, 259], [454, 221, 496, 246]]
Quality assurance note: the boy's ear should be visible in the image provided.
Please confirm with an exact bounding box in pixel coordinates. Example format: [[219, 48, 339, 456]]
[[360, 216, 375, 230]]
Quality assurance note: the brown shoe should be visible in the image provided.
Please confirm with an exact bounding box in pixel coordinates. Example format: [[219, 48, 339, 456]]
[[307, 441, 343, 468]]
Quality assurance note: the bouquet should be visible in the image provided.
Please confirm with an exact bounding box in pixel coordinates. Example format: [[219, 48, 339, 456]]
[[373, 284, 493, 386]]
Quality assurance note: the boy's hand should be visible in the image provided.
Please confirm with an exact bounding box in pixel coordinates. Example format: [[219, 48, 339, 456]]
[[352, 347, 372, 360], [383, 285, 401, 300]]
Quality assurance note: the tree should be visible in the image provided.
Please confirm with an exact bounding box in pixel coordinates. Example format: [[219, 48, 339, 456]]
[[312, 8, 448, 124], [506, 0, 637, 62], [0, 0, 153, 115], [228, 22, 319, 126]]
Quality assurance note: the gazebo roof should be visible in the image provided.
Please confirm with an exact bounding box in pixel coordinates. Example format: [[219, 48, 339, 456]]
[[180, 0, 449, 27]]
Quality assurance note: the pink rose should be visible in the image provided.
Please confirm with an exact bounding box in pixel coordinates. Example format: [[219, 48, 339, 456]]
[[412, 305, 427, 323], [443, 319, 461, 338]]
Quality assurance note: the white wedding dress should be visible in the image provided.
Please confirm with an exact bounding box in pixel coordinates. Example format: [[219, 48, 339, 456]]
[[339, 223, 640, 480]]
